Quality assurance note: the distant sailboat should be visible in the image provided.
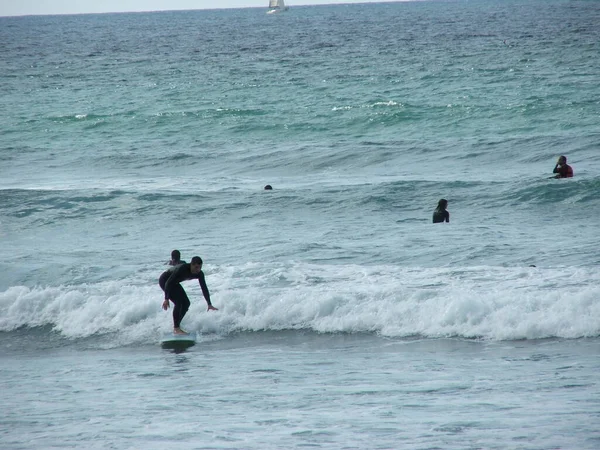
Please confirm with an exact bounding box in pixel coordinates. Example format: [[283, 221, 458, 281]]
[[267, 0, 288, 14]]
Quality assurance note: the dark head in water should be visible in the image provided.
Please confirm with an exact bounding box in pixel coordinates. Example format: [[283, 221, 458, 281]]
[[436, 199, 448, 211], [264, 184, 273, 190], [169, 249, 183, 266]]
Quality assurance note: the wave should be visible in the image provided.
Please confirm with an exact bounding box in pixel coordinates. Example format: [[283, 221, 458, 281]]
[[500, 177, 600, 206], [3, 171, 599, 235], [1, 264, 598, 347]]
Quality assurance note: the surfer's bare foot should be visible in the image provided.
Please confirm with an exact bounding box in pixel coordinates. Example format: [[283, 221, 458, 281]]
[[173, 328, 189, 335]]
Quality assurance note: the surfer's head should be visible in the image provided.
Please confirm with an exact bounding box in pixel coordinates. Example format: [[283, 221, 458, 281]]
[[264, 184, 273, 190], [190, 256, 203, 273], [437, 199, 448, 210], [558, 155, 567, 164], [171, 249, 181, 261]]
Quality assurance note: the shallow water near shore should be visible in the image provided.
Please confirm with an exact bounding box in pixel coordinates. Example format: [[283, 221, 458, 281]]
[[2, 331, 599, 449]]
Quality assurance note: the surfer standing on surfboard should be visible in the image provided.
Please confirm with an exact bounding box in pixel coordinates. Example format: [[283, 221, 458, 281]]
[[159, 256, 218, 335]]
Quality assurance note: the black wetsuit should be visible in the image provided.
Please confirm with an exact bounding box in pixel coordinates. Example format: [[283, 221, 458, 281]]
[[159, 263, 212, 328], [553, 164, 573, 178], [432, 209, 449, 223], [168, 259, 187, 266]]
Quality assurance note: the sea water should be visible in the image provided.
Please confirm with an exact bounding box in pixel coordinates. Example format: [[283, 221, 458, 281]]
[[1, 1, 599, 448]]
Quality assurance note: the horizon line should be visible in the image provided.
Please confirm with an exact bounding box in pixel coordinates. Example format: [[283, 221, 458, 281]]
[[0, 1, 416, 19]]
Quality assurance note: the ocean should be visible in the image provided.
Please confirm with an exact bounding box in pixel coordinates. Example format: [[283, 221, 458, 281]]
[[1, 1, 599, 448]]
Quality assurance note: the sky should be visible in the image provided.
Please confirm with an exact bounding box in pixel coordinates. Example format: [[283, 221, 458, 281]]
[[0, 0, 405, 17]]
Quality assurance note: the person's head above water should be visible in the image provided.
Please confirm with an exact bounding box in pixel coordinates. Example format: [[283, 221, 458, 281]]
[[190, 256, 203, 274], [264, 184, 273, 190], [437, 199, 448, 210], [168, 249, 183, 266], [558, 155, 567, 165]]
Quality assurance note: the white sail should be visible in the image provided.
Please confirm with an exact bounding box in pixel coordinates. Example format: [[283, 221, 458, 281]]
[[267, 0, 287, 12]]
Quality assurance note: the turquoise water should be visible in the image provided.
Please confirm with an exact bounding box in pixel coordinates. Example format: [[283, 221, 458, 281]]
[[1, 1, 600, 448]]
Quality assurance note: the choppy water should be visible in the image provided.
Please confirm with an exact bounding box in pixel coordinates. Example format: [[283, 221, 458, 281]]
[[1, 1, 599, 448]]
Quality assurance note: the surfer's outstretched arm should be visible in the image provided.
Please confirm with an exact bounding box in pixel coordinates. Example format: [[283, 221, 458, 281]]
[[198, 271, 218, 311]]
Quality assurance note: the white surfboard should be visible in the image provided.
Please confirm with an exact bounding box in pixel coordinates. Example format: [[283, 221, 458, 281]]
[[160, 331, 197, 349]]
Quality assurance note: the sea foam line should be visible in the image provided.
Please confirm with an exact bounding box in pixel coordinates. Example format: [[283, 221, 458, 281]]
[[1, 264, 599, 343]]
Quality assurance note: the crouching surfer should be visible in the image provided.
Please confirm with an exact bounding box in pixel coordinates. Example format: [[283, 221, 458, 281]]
[[159, 255, 218, 335]]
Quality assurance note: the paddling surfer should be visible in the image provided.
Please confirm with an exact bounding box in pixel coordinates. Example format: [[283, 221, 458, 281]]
[[159, 256, 217, 335]]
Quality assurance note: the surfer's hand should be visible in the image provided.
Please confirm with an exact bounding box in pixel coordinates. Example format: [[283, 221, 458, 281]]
[[207, 304, 218, 312], [162, 299, 170, 310]]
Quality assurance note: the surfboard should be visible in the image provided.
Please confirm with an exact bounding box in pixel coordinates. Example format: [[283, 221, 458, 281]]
[[160, 331, 197, 349]]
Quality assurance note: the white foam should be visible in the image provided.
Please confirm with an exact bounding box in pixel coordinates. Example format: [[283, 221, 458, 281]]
[[1, 263, 599, 344]]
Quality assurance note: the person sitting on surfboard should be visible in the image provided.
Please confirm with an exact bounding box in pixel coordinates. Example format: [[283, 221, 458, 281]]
[[432, 199, 450, 223], [552, 155, 573, 178], [168, 249, 186, 266], [159, 256, 218, 335]]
